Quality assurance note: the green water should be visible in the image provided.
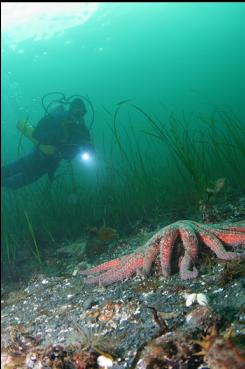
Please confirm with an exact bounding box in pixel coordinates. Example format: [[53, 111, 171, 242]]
[[1, 3, 245, 276]]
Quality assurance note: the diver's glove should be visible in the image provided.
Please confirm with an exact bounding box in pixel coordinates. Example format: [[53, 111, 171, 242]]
[[17, 119, 57, 156], [16, 119, 34, 139], [38, 144, 57, 156]]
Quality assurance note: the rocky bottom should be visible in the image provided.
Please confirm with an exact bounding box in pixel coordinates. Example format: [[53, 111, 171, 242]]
[[1, 198, 245, 369]]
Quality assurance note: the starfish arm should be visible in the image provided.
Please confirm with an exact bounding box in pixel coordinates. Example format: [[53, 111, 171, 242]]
[[179, 252, 198, 280], [211, 230, 245, 246], [159, 227, 178, 277], [80, 257, 124, 276], [219, 220, 245, 231], [84, 254, 144, 286], [178, 224, 199, 279], [179, 224, 199, 261], [224, 226, 245, 232], [192, 222, 245, 245], [195, 221, 245, 234], [142, 242, 160, 275], [84, 268, 122, 285], [198, 230, 244, 260]]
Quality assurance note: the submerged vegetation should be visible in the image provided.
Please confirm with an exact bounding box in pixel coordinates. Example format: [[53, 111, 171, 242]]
[[1, 104, 245, 278]]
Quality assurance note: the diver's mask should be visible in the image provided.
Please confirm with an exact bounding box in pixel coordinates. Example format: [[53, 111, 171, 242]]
[[70, 104, 87, 124]]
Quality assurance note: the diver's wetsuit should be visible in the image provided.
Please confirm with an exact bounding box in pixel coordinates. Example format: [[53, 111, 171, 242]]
[[1, 111, 91, 190], [1, 150, 60, 189]]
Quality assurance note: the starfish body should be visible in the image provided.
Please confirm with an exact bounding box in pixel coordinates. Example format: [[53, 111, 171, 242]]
[[80, 220, 245, 286]]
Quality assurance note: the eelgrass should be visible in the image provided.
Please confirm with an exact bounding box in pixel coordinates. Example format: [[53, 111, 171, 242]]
[[126, 104, 209, 199], [23, 209, 42, 264], [208, 110, 245, 187], [1, 104, 244, 276], [1, 219, 16, 265]]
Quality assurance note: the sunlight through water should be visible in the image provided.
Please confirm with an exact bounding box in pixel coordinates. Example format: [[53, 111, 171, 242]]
[[1, 2, 99, 46]]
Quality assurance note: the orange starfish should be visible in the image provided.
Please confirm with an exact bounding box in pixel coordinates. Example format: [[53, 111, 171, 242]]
[[80, 220, 245, 286]]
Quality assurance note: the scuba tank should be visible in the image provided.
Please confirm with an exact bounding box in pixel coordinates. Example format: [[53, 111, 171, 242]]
[[47, 102, 68, 119], [41, 92, 94, 129]]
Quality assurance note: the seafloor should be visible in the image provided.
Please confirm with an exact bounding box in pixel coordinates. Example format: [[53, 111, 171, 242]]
[[1, 197, 245, 369]]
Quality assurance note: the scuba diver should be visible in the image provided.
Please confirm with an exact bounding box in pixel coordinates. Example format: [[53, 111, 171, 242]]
[[1, 93, 95, 190]]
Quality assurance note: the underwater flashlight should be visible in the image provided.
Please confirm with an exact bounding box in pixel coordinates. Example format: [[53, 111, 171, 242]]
[[81, 151, 90, 161], [78, 144, 95, 166]]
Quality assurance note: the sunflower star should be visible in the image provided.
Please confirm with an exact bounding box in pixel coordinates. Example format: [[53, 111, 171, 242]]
[[80, 220, 245, 286]]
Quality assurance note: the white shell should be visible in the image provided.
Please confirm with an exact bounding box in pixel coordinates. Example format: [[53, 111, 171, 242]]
[[196, 293, 209, 306], [72, 269, 78, 276], [185, 293, 197, 307], [97, 355, 113, 369]]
